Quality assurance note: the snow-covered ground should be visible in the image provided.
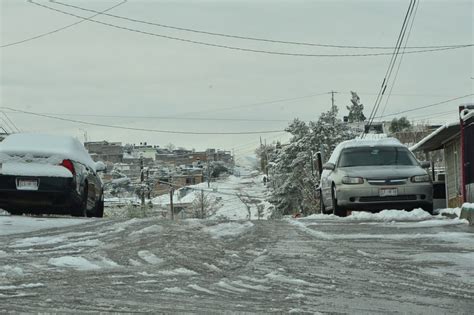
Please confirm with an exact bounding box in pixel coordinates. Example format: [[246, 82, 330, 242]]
[[1, 169, 473, 313], [105, 167, 273, 220], [1, 211, 472, 313]]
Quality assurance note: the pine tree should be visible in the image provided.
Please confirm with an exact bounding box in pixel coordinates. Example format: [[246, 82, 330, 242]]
[[346, 91, 366, 123], [268, 109, 356, 216], [389, 116, 412, 133]]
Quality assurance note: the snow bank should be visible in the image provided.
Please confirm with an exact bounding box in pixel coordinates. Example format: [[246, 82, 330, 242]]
[[304, 209, 432, 222], [204, 221, 254, 239], [349, 208, 432, 221], [463, 203, 474, 209]]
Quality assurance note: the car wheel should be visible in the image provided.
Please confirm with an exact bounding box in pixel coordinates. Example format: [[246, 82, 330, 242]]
[[72, 185, 88, 217], [332, 185, 347, 217], [422, 203, 434, 215], [94, 199, 104, 218]]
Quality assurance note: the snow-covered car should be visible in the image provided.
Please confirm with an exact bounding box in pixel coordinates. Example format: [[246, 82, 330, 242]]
[[320, 137, 433, 217], [0, 133, 105, 217]]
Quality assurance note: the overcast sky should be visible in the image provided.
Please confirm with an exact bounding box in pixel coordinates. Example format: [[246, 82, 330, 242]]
[[1, 0, 472, 157]]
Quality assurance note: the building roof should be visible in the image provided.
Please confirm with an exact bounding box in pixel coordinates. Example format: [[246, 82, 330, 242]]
[[410, 121, 460, 152]]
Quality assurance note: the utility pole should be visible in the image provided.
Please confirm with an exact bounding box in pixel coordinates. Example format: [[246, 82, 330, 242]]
[[264, 139, 269, 177], [330, 91, 338, 125], [146, 168, 151, 199], [201, 189, 205, 219], [206, 160, 211, 188], [140, 157, 145, 207], [169, 176, 174, 220]]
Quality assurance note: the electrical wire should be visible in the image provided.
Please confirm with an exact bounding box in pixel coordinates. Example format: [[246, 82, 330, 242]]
[[374, 94, 473, 118], [4, 111, 289, 123], [364, 0, 416, 135], [30, 0, 472, 58], [52, 0, 472, 50], [1, 0, 127, 48], [1, 111, 21, 133], [0, 107, 285, 135], [379, 0, 420, 118]]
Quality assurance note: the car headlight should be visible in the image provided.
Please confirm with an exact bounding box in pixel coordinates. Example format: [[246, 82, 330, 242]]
[[342, 176, 364, 184], [411, 174, 430, 183]]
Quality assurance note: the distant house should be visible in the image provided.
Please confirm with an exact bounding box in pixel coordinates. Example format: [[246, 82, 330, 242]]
[[84, 141, 123, 163], [411, 105, 474, 207]]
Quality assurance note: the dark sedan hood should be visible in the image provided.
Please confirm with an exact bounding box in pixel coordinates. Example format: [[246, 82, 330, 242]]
[[339, 165, 426, 179]]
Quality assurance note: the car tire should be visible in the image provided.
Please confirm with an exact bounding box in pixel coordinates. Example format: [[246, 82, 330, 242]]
[[332, 185, 347, 217], [422, 203, 434, 215], [94, 199, 104, 218], [72, 185, 88, 217]]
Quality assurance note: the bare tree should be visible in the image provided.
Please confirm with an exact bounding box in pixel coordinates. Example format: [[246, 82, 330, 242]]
[[190, 190, 217, 219]]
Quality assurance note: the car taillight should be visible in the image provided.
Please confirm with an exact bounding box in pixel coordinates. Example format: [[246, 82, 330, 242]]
[[60, 159, 76, 175]]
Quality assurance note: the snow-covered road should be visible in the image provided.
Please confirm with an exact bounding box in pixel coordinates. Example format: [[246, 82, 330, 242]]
[[1, 212, 473, 313]]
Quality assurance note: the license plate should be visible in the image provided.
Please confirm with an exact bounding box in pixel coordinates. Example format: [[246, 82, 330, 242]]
[[16, 179, 39, 191], [379, 188, 397, 197]]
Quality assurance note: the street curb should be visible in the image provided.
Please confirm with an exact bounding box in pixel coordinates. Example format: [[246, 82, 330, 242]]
[[460, 205, 474, 225]]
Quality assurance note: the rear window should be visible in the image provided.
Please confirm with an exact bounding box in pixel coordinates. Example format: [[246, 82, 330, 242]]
[[338, 146, 417, 167]]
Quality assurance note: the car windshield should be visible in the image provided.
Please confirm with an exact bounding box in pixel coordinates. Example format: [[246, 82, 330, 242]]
[[338, 146, 417, 167]]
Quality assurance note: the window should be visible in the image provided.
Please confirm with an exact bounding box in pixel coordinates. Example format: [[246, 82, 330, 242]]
[[338, 146, 417, 167]]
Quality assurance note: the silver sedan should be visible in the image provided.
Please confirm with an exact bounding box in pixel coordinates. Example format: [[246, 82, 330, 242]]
[[320, 138, 433, 216]]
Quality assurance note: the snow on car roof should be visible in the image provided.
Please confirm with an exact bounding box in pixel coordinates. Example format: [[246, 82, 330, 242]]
[[340, 137, 402, 149], [0, 133, 97, 170], [328, 137, 403, 164]]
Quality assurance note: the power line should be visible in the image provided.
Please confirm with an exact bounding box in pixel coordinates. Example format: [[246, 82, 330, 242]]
[[364, 0, 416, 135], [170, 92, 331, 117], [53, 0, 473, 50], [1, 107, 285, 135], [3, 111, 287, 123], [30, 0, 472, 58], [1, 0, 127, 48], [379, 0, 420, 118], [374, 94, 474, 119], [0, 111, 21, 133]]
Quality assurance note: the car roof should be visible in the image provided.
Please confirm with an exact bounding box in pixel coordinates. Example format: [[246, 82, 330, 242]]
[[327, 137, 404, 164]]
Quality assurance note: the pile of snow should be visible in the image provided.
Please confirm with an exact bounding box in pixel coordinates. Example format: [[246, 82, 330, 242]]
[[48, 256, 101, 271], [462, 202, 474, 209], [204, 221, 254, 239], [48, 255, 119, 270], [349, 208, 433, 221], [137, 250, 163, 264], [303, 209, 433, 222]]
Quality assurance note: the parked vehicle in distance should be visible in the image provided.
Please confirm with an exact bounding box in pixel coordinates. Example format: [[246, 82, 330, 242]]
[[0, 133, 106, 217], [320, 137, 433, 217]]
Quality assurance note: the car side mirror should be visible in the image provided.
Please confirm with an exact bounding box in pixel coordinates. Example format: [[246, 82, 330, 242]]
[[420, 161, 431, 169], [322, 162, 335, 171], [95, 161, 107, 172]]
